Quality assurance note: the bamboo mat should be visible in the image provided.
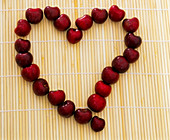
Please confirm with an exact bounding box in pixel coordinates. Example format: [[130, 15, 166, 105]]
[[0, 0, 170, 139]]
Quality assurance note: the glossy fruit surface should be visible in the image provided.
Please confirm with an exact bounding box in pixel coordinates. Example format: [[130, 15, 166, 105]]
[[15, 39, 31, 53], [33, 78, 49, 96], [15, 52, 33, 68], [124, 33, 142, 49], [123, 48, 139, 63], [123, 17, 139, 32], [58, 100, 75, 118], [48, 90, 65, 106], [26, 8, 43, 24], [95, 81, 111, 97], [102, 67, 119, 84], [109, 5, 125, 21], [87, 94, 106, 112], [74, 109, 92, 124], [67, 28, 83, 44], [75, 15, 93, 30], [91, 116, 105, 132], [44, 6, 60, 20], [21, 64, 40, 82], [54, 14, 71, 31], [91, 8, 108, 24], [112, 56, 129, 73], [14, 19, 31, 36]]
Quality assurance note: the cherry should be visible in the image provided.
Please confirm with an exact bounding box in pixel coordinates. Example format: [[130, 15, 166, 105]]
[[91, 8, 108, 24], [15, 52, 33, 68], [101, 67, 119, 84], [44, 6, 60, 20], [123, 48, 139, 63], [91, 116, 105, 132], [15, 39, 31, 53], [112, 56, 129, 73], [74, 109, 92, 124], [109, 5, 125, 22], [21, 64, 40, 82], [95, 81, 111, 97], [48, 90, 65, 106], [67, 28, 83, 44], [54, 14, 71, 31], [124, 33, 142, 49], [26, 8, 43, 24], [123, 17, 139, 33], [58, 100, 75, 118], [87, 94, 106, 112], [75, 15, 93, 30], [33, 78, 49, 96], [14, 19, 31, 37]]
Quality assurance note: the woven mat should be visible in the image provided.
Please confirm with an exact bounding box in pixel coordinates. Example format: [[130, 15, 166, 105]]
[[0, 0, 169, 139]]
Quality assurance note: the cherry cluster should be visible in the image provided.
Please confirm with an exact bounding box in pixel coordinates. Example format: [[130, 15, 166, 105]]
[[14, 5, 142, 132]]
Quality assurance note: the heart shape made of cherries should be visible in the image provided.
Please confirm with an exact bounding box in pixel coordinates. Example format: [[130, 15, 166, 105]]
[[14, 5, 142, 132]]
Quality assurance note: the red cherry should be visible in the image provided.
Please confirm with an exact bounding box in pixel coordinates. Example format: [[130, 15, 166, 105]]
[[101, 67, 119, 84], [48, 90, 65, 106], [91, 8, 108, 24], [109, 5, 125, 22], [87, 94, 106, 112], [54, 14, 71, 31], [112, 56, 129, 73], [15, 39, 31, 53], [74, 109, 92, 124], [15, 52, 33, 68], [26, 8, 43, 24], [44, 6, 60, 20], [14, 19, 31, 37], [95, 81, 111, 97], [123, 48, 139, 63], [91, 116, 105, 132], [58, 100, 75, 118], [123, 17, 139, 33], [33, 79, 49, 96], [75, 15, 93, 30], [21, 64, 40, 82], [67, 28, 83, 44], [124, 33, 142, 49]]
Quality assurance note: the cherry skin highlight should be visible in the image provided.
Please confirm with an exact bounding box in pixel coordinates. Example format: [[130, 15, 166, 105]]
[[15, 39, 31, 53], [33, 78, 49, 96], [91, 116, 105, 132], [67, 28, 83, 44], [109, 5, 125, 22], [21, 64, 40, 82], [101, 66, 119, 84], [91, 8, 108, 24], [123, 48, 139, 63], [54, 14, 71, 31], [26, 8, 43, 24], [74, 109, 92, 124], [124, 33, 142, 49], [14, 19, 31, 37], [123, 17, 139, 33], [95, 81, 111, 97], [87, 94, 106, 112], [44, 6, 60, 20], [15, 52, 33, 68], [48, 90, 65, 106], [112, 56, 129, 73], [58, 100, 75, 118], [76, 15, 93, 30]]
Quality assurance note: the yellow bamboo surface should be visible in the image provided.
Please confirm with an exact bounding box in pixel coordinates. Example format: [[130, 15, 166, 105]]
[[0, 0, 170, 139]]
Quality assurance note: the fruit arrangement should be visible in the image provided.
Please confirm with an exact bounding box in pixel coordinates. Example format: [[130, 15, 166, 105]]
[[14, 5, 142, 132]]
